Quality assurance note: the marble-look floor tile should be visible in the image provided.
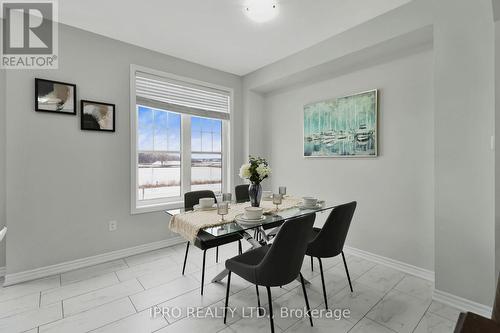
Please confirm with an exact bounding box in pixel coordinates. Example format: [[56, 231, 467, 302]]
[[339, 255, 377, 277], [356, 265, 405, 293], [0, 292, 40, 319], [41, 273, 119, 306], [130, 275, 200, 311], [0, 302, 62, 333], [220, 316, 284, 333], [155, 302, 240, 333], [327, 282, 385, 323], [394, 276, 433, 301], [367, 289, 431, 333], [306, 267, 350, 299], [157, 283, 227, 323], [63, 279, 144, 316], [39, 298, 135, 333], [138, 262, 198, 290], [115, 257, 178, 282], [286, 316, 353, 333], [414, 312, 455, 333], [272, 285, 324, 331], [349, 317, 397, 333], [124, 248, 176, 267], [427, 301, 461, 323], [90, 308, 169, 333], [0, 276, 60, 303], [61, 260, 128, 285]]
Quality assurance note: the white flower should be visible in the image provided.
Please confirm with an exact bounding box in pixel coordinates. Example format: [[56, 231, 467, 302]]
[[256, 163, 271, 180], [239, 163, 251, 179]]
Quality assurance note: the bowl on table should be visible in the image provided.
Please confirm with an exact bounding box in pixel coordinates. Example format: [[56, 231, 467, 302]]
[[199, 197, 215, 208], [244, 207, 264, 220], [302, 197, 318, 208]]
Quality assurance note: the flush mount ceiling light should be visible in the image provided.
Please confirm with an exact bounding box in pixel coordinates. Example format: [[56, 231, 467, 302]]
[[245, 0, 279, 23]]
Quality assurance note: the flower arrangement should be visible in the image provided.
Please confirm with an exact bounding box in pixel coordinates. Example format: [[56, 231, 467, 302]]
[[239, 155, 271, 184]]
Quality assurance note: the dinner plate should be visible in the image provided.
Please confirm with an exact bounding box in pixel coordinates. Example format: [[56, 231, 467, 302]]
[[298, 203, 322, 210], [235, 214, 266, 225], [193, 204, 217, 211]]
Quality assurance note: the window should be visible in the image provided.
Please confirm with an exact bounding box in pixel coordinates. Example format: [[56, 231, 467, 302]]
[[131, 66, 231, 213]]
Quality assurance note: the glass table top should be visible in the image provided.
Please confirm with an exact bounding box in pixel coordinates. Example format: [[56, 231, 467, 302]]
[[165, 201, 336, 238]]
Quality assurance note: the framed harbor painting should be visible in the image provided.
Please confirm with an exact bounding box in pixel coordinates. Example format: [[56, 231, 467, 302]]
[[304, 89, 378, 157]]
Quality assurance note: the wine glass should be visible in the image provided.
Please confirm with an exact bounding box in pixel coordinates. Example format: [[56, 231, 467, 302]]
[[217, 202, 229, 222], [279, 186, 287, 197], [273, 193, 282, 211], [222, 193, 232, 203]]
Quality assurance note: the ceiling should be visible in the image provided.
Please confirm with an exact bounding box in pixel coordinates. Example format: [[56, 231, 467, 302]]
[[59, 0, 412, 76]]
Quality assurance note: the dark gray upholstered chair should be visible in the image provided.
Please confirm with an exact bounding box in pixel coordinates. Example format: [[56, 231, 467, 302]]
[[306, 201, 357, 309], [181, 190, 242, 295], [223, 214, 316, 333]]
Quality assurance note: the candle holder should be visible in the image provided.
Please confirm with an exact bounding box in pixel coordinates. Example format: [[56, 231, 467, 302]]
[[273, 193, 282, 212], [217, 202, 229, 222]]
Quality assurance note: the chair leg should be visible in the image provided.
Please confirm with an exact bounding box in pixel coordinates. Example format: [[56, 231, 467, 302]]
[[341, 251, 353, 292], [238, 240, 242, 255], [318, 258, 328, 309], [300, 273, 313, 327], [201, 250, 207, 295], [266, 286, 275, 333], [310, 256, 314, 271], [182, 241, 190, 275], [224, 271, 232, 324], [216, 246, 219, 263], [256, 285, 262, 315]]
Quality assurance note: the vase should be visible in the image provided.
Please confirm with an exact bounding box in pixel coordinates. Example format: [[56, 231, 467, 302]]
[[248, 182, 262, 207]]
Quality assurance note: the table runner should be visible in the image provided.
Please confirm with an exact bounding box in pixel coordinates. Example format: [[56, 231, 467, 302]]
[[169, 197, 303, 242]]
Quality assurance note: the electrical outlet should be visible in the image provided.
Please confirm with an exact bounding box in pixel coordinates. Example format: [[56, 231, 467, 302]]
[[108, 220, 117, 232]]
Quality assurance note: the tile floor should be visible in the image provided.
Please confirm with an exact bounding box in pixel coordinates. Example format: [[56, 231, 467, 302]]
[[0, 242, 459, 333]]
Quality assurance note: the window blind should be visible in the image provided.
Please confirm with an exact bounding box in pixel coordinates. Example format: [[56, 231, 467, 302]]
[[135, 71, 230, 120]]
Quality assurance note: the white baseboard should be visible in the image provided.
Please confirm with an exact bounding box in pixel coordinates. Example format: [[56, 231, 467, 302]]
[[344, 246, 435, 282], [3, 236, 185, 286], [0, 266, 5, 277], [433, 289, 492, 318]]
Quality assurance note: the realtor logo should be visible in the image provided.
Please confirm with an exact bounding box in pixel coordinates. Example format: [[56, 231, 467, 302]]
[[1, 0, 58, 68]]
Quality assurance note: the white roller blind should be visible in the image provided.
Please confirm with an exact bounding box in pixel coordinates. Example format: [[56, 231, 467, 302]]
[[136, 71, 230, 120]]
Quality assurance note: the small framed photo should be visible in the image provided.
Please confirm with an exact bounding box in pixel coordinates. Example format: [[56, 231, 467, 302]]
[[80, 100, 116, 132], [35, 78, 77, 115]]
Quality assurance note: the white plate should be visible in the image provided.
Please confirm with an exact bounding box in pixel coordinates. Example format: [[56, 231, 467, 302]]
[[298, 203, 321, 210], [235, 214, 266, 225], [193, 204, 217, 211]]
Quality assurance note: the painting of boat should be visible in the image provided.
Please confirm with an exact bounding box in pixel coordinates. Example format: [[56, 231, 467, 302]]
[[304, 90, 377, 157]]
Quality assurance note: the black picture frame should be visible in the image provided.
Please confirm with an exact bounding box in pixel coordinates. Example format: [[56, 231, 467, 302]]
[[35, 78, 77, 115], [80, 100, 116, 133]]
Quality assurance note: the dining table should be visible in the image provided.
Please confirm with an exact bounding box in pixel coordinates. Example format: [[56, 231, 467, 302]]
[[165, 196, 337, 284]]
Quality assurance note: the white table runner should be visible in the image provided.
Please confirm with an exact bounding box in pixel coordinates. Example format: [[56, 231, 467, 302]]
[[169, 197, 302, 242]]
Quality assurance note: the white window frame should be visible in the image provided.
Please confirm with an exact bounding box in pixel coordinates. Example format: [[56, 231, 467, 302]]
[[130, 65, 232, 214]]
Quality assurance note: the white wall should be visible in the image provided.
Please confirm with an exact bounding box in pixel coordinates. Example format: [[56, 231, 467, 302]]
[[433, 0, 496, 305], [0, 68, 5, 269], [4, 24, 243, 274], [263, 50, 434, 271]]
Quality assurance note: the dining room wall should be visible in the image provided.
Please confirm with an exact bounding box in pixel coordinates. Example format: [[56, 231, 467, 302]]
[[3, 23, 243, 275], [263, 49, 435, 271], [0, 68, 6, 270]]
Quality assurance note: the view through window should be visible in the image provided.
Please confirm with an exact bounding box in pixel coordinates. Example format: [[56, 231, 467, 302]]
[[137, 106, 223, 202]]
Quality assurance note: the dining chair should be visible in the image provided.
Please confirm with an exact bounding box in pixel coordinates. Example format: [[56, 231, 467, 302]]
[[235, 184, 250, 203], [223, 214, 315, 333], [306, 201, 357, 309], [182, 190, 243, 295]]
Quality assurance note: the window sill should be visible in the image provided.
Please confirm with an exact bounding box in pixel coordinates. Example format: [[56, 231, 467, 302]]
[[132, 201, 183, 215]]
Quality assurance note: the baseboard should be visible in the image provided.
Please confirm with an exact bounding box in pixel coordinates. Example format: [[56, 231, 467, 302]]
[[3, 236, 185, 286], [0, 266, 5, 277], [344, 246, 435, 282], [433, 289, 492, 318]]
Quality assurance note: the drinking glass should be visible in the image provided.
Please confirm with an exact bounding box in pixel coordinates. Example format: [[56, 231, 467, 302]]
[[273, 193, 282, 211], [217, 202, 229, 222], [279, 186, 287, 197], [222, 193, 232, 203]]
